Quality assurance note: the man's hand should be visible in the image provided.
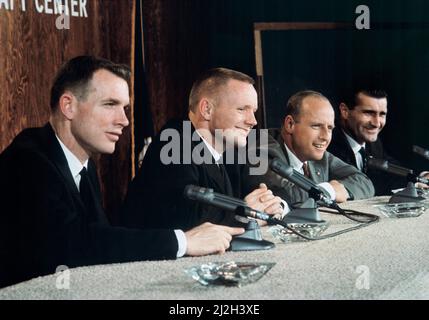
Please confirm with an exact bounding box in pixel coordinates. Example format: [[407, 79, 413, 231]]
[[185, 222, 244, 256], [244, 183, 283, 215], [329, 180, 349, 203], [416, 171, 429, 189]]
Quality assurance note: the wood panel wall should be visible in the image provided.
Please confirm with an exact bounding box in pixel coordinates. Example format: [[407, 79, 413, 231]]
[[142, 0, 210, 132], [0, 0, 135, 221]]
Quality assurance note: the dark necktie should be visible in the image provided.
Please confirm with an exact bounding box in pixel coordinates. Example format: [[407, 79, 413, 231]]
[[302, 162, 310, 178], [358, 147, 368, 173], [217, 158, 233, 196], [79, 167, 95, 221]]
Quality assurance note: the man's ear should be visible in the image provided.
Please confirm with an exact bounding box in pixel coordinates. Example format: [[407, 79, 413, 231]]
[[198, 98, 213, 121], [58, 92, 76, 120], [283, 115, 295, 133], [339, 103, 350, 120]]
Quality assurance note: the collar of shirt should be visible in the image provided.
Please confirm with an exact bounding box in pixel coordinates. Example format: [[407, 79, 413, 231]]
[[284, 143, 305, 172], [195, 130, 222, 163], [55, 135, 88, 190], [343, 130, 365, 155]]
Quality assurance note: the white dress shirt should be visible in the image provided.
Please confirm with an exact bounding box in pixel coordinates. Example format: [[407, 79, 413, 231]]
[[55, 135, 88, 190], [343, 130, 366, 171]]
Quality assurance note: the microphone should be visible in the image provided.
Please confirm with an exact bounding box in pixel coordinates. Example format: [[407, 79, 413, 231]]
[[269, 157, 334, 206], [183, 185, 273, 222], [413, 145, 429, 161], [368, 158, 429, 185]]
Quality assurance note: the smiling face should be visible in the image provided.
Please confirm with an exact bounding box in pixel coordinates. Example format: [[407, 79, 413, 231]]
[[283, 96, 335, 162], [69, 69, 130, 159], [208, 79, 258, 148], [340, 92, 387, 144]]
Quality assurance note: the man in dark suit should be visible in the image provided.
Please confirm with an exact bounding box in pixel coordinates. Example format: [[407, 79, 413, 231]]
[[0, 56, 243, 288], [327, 88, 429, 195], [242, 90, 374, 206], [121, 68, 284, 231]]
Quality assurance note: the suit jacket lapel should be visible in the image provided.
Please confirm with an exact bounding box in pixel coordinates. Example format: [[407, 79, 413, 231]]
[[271, 129, 290, 164], [42, 124, 81, 197], [200, 157, 233, 196], [41, 123, 104, 221], [187, 121, 234, 196], [337, 129, 358, 167], [308, 161, 326, 183]]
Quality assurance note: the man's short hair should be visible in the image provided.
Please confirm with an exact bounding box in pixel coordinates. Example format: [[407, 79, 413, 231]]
[[50, 55, 131, 110], [284, 90, 328, 121], [343, 88, 388, 110], [188, 67, 255, 112]]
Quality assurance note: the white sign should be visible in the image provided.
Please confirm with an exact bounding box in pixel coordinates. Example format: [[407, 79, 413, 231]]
[[0, 0, 88, 18]]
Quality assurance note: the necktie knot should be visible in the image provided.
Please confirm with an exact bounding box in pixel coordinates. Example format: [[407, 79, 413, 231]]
[[302, 162, 310, 178], [79, 167, 88, 180]]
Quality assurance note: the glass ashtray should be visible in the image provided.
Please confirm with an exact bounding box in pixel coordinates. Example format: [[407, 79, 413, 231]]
[[184, 261, 275, 287], [374, 201, 429, 218], [269, 222, 329, 242]]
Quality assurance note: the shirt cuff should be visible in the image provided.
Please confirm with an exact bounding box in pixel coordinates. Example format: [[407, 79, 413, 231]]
[[280, 199, 291, 218], [419, 171, 429, 177], [318, 182, 336, 201], [174, 229, 187, 258]]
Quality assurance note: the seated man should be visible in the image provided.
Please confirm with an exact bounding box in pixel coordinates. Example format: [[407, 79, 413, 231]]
[[0, 56, 243, 288], [242, 90, 374, 206], [120, 68, 284, 231], [328, 87, 429, 195]]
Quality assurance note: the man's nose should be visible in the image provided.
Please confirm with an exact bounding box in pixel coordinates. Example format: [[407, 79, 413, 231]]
[[370, 115, 382, 128], [319, 127, 331, 141], [117, 107, 130, 127], [246, 110, 257, 127]]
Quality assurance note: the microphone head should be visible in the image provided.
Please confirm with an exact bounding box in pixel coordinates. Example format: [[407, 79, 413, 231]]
[[368, 158, 412, 177], [183, 185, 213, 200], [413, 145, 429, 160], [367, 158, 388, 171], [270, 157, 294, 178]]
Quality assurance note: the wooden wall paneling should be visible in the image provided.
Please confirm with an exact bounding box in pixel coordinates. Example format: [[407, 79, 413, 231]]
[[141, 0, 210, 133]]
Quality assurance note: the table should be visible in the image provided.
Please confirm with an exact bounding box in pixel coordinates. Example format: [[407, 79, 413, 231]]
[[1, 197, 428, 300]]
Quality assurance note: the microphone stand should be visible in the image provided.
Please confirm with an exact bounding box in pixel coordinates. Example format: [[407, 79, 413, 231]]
[[283, 198, 326, 224], [389, 182, 425, 203], [229, 210, 275, 251]]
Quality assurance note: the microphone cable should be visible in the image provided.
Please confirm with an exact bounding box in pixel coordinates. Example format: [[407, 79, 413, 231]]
[[228, 197, 380, 241], [270, 218, 378, 241], [324, 202, 380, 224]]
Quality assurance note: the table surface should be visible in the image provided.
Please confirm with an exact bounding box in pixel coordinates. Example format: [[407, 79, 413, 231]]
[[1, 196, 429, 300]]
